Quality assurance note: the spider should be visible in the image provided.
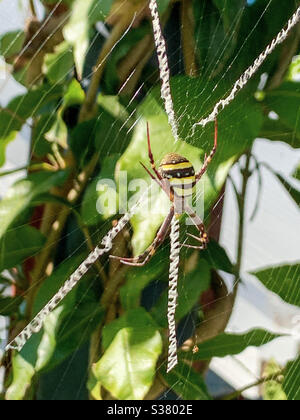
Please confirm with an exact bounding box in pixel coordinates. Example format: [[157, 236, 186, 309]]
[[111, 119, 218, 267]]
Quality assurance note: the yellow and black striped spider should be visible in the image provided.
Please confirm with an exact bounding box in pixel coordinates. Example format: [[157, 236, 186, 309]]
[[111, 119, 218, 267]]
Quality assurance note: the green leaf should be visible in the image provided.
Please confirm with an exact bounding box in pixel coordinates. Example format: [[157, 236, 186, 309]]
[[181, 329, 281, 361], [151, 259, 211, 328], [264, 82, 300, 148], [94, 107, 131, 156], [156, 77, 263, 158], [5, 353, 35, 400], [32, 114, 56, 157], [156, 0, 171, 15], [0, 84, 63, 167], [201, 239, 235, 274], [6, 254, 104, 400], [63, 78, 85, 107], [160, 361, 211, 400], [43, 41, 74, 84], [251, 264, 300, 307], [273, 172, 300, 207], [120, 247, 169, 311], [292, 163, 300, 181], [45, 114, 68, 148], [0, 30, 25, 59], [81, 154, 119, 225], [0, 170, 69, 240], [69, 118, 99, 167], [282, 356, 300, 401], [0, 226, 45, 271], [102, 307, 160, 350], [45, 79, 85, 148], [259, 116, 300, 148], [0, 296, 23, 316], [64, 0, 113, 79], [0, 131, 17, 168], [93, 308, 162, 400]]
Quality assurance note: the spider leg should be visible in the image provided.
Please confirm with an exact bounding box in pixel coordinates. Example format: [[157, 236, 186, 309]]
[[195, 118, 218, 183], [181, 205, 209, 249], [147, 122, 163, 181], [110, 206, 175, 266], [140, 161, 162, 187]]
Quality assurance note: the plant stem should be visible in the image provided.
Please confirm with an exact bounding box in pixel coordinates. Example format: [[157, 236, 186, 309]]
[[0, 163, 55, 177], [29, 0, 37, 18], [222, 369, 284, 400], [234, 149, 252, 297], [181, 0, 197, 77], [79, 15, 134, 122]]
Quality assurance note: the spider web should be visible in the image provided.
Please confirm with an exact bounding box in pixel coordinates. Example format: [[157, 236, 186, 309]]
[[0, 0, 300, 400]]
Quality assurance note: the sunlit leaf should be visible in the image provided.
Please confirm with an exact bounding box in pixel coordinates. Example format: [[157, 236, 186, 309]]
[[45, 79, 85, 148], [93, 308, 162, 400], [81, 154, 120, 225], [64, 0, 113, 79], [43, 41, 74, 84], [5, 353, 35, 401], [262, 359, 287, 401]]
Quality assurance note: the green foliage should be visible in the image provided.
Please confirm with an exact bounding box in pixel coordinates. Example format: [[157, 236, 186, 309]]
[[0, 30, 25, 59], [0, 171, 68, 238], [92, 308, 162, 400], [64, 0, 113, 79], [0, 84, 63, 167], [181, 329, 281, 361], [160, 361, 211, 400], [151, 259, 210, 327], [264, 82, 300, 149], [282, 356, 300, 401], [262, 360, 287, 401], [251, 264, 300, 307], [43, 41, 74, 84], [0, 226, 45, 272], [6, 255, 104, 400]]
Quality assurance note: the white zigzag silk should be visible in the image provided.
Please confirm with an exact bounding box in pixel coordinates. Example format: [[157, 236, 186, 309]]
[[167, 215, 180, 373], [149, 0, 179, 142]]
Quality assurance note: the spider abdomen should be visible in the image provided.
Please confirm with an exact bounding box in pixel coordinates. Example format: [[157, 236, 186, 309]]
[[159, 153, 195, 198]]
